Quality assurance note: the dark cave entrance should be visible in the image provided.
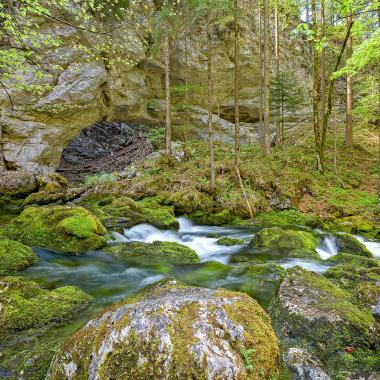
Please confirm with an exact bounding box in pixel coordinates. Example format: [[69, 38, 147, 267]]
[[57, 121, 153, 183]]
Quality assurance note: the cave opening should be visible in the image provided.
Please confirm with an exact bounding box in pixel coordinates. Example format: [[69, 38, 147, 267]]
[[57, 121, 153, 183]]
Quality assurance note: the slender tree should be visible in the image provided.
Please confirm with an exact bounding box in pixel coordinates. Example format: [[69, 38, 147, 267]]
[[258, 0, 264, 147], [274, 2, 282, 146], [345, 11, 353, 148], [164, 30, 172, 159], [263, 0, 271, 156]]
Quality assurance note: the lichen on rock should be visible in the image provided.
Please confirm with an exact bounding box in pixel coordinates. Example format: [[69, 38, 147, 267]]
[[47, 279, 279, 380], [2, 205, 107, 254]]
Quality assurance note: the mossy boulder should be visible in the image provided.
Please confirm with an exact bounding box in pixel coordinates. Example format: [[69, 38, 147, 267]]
[[2, 206, 107, 254], [249, 227, 320, 259], [47, 279, 279, 379], [326, 253, 380, 269], [323, 216, 380, 239], [0, 276, 93, 331], [104, 241, 200, 264], [0, 239, 38, 275], [81, 195, 178, 230], [335, 233, 373, 257], [325, 264, 380, 309], [269, 267, 378, 376], [188, 209, 235, 225], [216, 237, 245, 246]]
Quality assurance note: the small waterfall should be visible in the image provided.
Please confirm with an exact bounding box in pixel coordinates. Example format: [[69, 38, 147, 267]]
[[355, 236, 380, 258], [316, 235, 338, 259]]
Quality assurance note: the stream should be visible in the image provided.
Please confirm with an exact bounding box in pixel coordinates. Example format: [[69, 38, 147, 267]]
[[22, 217, 380, 315]]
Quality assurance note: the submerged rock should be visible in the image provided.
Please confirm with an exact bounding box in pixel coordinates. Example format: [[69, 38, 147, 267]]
[[326, 253, 380, 268], [3, 206, 107, 254], [217, 237, 245, 246], [0, 239, 38, 275], [249, 227, 320, 259], [0, 276, 93, 331], [270, 267, 379, 377], [47, 279, 279, 379], [104, 241, 200, 264], [80, 195, 179, 230], [335, 233, 373, 257]]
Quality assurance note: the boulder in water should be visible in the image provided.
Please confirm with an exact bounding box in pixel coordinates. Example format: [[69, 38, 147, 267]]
[[335, 233, 373, 257], [47, 279, 279, 379], [3, 206, 107, 254], [217, 237, 245, 246], [0, 239, 38, 275], [249, 227, 320, 259], [104, 241, 200, 264]]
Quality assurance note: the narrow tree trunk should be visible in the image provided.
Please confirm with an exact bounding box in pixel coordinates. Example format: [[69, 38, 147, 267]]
[[184, 31, 190, 141], [312, 0, 322, 172], [263, 0, 271, 156], [345, 11, 353, 148], [333, 82, 338, 175], [378, 7, 380, 207], [234, 0, 240, 167], [274, 4, 281, 147], [164, 31, 171, 159], [0, 125, 5, 171], [319, 0, 326, 172], [258, 0, 264, 147], [207, 21, 215, 195], [234, 0, 253, 218]]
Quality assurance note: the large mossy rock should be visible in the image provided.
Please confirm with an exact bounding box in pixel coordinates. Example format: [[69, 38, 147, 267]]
[[0, 276, 93, 331], [335, 233, 373, 257], [0, 239, 38, 275], [47, 279, 279, 379], [80, 195, 179, 230], [2, 206, 107, 254], [104, 241, 200, 264], [250, 227, 319, 259], [217, 237, 245, 246], [270, 267, 379, 377]]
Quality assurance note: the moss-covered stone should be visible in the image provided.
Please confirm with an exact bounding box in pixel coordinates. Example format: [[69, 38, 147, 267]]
[[323, 216, 380, 239], [241, 262, 286, 278], [2, 206, 107, 254], [81, 194, 179, 230], [324, 264, 380, 309], [0, 239, 38, 275], [253, 210, 317, 227], [326, 253, 380, 268], [47, 279, 279, 379], [250, 227, 320, 259], [188, 209, 236, 225], [216, 237, 245, 246], [104, 241, 200, 264], [335, 233, 373, 257], [269, 267, 378, 376], [0, 276, 93, 331]]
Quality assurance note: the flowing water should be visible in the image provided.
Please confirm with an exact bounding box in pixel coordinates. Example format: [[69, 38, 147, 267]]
[[22, 217, 380, 313]]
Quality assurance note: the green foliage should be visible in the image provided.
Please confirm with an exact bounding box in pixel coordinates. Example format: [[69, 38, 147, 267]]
[[242, 348, 255, 371], [85, 172, 118, 186]]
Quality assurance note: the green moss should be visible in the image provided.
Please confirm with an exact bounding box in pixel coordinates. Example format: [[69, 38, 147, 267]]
[[250, 227, 320, 259], [253, 209, 317, 227], [0, 277, 93, 331], [81, 195, 178, 230], [104, 241, 200, 264], [2, 206, 107, 254], [326, 253, 380, 268], [188, 209, 235, 225], [270, 267, 376, 371], [241, 263, 285, 278], [335, 233, 373, 257], [0, 239, 38, 275], [216, 237, 245, 246]]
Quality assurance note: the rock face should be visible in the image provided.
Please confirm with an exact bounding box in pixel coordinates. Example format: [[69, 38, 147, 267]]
[[0, 171, 37, 197], [2, 205, 107, 254], [47, 279, 279, 379], [335, 233, 373, 257], [0, 1, 305, 174]]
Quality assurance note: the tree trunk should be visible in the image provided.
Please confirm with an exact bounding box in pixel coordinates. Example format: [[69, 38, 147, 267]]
[[263, 0, 271, 156], [319, 0, 326, 171], [345, 11, 353, 148], [234, 0, 240, 167], [378, 7, 380, 207], [184, 31, 190, 141], [333, 82, 338, 175], [274, 4, 281, 147], [312, 0, 322, 172], [0, 124, 5, 171], [207, 20, 215, 195], [258, 0, 264, 148], [164, 31, 171, 159]]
